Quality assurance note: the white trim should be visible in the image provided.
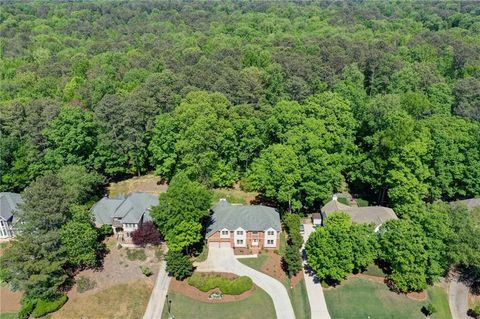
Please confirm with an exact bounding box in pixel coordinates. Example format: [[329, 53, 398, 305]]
[[220, 228, 230, 238], [234, 227, 246, 247], [264, 227, 277, 248]]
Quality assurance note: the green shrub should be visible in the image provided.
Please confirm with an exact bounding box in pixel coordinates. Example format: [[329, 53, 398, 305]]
[[126, 248, 147, 261], [31, 295, 68, 318], [17, 297, 37, 319], [356, 198, 369, 207], [337, 197, 349, 205], [188, 273, 253, 295], [141, 266, 153, 277], [165, 250, 193, 280], [421, 303, 436, 316], [76, 276, 96, 293]]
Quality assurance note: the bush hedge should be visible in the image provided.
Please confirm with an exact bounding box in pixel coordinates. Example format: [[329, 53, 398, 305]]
[[17, 297, 36, 319], [76, 276, 97, 293], [188, 273, 253, 295], [31, 295, 68, 318]]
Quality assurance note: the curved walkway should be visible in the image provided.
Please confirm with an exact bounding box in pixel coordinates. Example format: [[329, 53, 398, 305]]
[[143, 247, 171, 319], [302, 224, 331, 319], [195, 246, 295, 319], [448, 273, 469, 319]]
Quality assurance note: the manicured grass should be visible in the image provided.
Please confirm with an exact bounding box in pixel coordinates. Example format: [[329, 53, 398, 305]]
[[51, 281, 151, 319], [325, 278, 428, 319], [161, 288, 275, 319], [363, 263, 385, 277], [238, 254, 268, 271], [239, 255, 310, 319], [211, 188, 258, 205], [428, 287, 452, 319], [286, 279, 311, 319], [194, 243, 209, 262], [0, 313, 17, 319]]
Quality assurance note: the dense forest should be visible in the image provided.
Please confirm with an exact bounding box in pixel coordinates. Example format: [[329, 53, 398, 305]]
[[1, 1, 479, 213]]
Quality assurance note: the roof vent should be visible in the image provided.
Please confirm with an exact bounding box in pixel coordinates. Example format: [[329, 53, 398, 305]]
[[332, 194, 338, 201]]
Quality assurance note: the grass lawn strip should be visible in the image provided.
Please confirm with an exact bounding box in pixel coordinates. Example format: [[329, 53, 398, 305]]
[[0, 313, 17, 319], [161, 289, 275, 319], [428, 286, 452, 319]]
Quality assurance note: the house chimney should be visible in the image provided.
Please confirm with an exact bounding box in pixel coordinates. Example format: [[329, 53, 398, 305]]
[[332, 194, 338, 201]]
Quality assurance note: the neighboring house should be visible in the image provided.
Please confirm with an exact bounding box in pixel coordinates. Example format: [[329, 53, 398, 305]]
[[450, 198, 480, 211], [311, 212, 324, 227], [0, 192, 22, 239], [321, 194, 397, 231], [206, 199, 281, 253], [91, 192, 159, 241]]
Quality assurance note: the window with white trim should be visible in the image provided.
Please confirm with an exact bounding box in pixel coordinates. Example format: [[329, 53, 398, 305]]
[[236, 239, 244, 245], [236, 230, 243, 235], [252, 231, 258, 235], [267, 230, 275, 236], [221, 230, 229, 236], [267, 239, 274, 245]]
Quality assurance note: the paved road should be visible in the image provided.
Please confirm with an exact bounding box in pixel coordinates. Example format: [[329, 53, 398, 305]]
[[195, 245, 296, 319], [143, 248, 171, 319], [302, 224, 331, 319], [448, 273, 470, 319]]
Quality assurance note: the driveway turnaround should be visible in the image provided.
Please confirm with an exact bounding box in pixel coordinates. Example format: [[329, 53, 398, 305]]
[[448, 273, 470, 319], [302, 224, 332, 319], [195, 245, 296, 319], [143, 248, 171, 319]]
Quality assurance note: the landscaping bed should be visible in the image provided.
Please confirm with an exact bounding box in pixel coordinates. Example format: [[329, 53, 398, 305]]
[[188, 272, 253, 295], [170, 273, 256, 303], [161, 289, 275, 319]]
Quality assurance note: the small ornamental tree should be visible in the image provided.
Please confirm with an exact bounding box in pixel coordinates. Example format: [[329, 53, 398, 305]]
[[283, 244, 302, 277], [131, 221, 162, 247], [165, 251, 193, 280]]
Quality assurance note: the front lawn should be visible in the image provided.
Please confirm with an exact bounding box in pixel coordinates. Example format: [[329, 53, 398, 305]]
[[161, 288, 275, 319], [428, 287, 452, 319], [324, 278, 451, 319], [239, 254, 310, 319], [287, 279, 310, 319], [238, 254, 268, 271], [50, 281, 151, 319], [0, 313, 17, 319]]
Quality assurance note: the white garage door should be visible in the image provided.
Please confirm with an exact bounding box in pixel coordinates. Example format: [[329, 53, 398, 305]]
[[209, 241, 231, 248]]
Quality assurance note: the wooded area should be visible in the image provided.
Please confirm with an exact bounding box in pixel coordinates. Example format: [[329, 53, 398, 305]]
[[1, 1, 479, 212], [0, 1, 480, 315]]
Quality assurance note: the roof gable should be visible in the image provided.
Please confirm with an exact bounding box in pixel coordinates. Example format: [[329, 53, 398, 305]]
[[91, 192, 158, 225], [0, 192, 23, 222], [207, 200, 281, 237]]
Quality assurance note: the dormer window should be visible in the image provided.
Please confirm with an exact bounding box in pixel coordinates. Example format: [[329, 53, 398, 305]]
[[267, 230, 275, 236], [220, 228, 230, 238], [236, 230, 244, 235]]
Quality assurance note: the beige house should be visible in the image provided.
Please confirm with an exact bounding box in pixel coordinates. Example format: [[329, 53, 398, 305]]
[[321, 194, 397, 231]]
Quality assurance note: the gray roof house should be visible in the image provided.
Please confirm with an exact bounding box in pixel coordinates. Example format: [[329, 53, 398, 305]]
[[321, 195, 397, 230], [0, 192, 22, 238], [91, 192, 158, 237], [207, 199, 281, 250], [450, 198, 480, 210]]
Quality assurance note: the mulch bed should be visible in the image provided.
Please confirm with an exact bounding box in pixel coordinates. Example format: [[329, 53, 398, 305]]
[[169, 272, 256, 303], [261, 251, 287, 282]]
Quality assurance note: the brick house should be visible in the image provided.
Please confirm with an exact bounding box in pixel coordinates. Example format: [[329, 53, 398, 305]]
[[206, 199, 281, 253]]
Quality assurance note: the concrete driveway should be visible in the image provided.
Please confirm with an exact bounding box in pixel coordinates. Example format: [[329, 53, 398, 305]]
[[195, 245, 295, 319], [143, 248, 171, 319], [448, 273, 470, 319], [302, 224, 331, 319]]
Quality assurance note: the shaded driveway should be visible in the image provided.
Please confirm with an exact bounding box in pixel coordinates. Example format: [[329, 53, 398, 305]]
[[448, 273, 470, 319], [302, 224, 331, 319], [195, 245, 295, 319]]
